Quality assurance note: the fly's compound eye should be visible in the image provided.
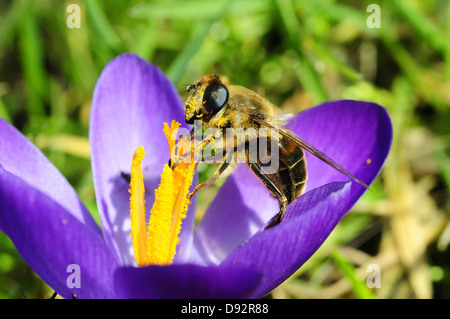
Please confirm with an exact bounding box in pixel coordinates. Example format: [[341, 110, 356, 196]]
[[202, 82, 229, 116]]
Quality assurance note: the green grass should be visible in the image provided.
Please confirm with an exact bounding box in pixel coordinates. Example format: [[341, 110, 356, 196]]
[[0, 0, 449, 299]]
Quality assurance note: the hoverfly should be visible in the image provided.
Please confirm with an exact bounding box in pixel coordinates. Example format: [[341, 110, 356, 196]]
[[170, 74, 368, 229]]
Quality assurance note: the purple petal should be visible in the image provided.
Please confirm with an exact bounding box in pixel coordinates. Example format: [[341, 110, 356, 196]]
[[114, 263, 262, 299], [0, 118, 99, 234], [190, 100, 392, 265], [90, 54, 195, 266], [187, 165, 278, 265], [290, 100, 392, 193], [0, 165, 118, 298], [221, 181, 351, 298]]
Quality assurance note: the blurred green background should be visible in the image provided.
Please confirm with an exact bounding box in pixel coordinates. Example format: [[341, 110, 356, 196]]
[[0, 0, 449, 299]]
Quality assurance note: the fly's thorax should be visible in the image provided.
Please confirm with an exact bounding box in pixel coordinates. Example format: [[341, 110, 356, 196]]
[[207, 85, 277, 128]]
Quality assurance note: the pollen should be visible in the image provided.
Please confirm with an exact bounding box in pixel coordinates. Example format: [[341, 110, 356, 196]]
[[129, 146, 147, 266], [185, 89, 204, 115], [129, 121, 197, 267]]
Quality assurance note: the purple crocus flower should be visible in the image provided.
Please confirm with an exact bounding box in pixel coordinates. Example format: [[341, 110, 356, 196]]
[[0, 54, 392, 299]]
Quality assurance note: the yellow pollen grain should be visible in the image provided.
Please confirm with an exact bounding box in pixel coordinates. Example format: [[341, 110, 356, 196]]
[[185, 100, 195, 114], [185, 89, 204, 115]]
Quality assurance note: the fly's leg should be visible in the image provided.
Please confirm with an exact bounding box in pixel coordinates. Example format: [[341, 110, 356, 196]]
[[188, 150, 234, 200], [248, 162, 288, 230], [265, 200, 287, 230], [170, 128, 217, 169]]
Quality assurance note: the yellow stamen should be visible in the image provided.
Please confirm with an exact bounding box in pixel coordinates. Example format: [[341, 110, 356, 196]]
[[129, 146, 147, 267], [129, 120, 196, 267]]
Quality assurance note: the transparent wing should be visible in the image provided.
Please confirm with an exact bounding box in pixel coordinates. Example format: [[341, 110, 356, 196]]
[[252, 116, 370, 189]]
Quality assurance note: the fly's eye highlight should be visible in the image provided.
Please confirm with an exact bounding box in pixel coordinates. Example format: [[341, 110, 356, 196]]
[[202, 82, 228, 116]]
